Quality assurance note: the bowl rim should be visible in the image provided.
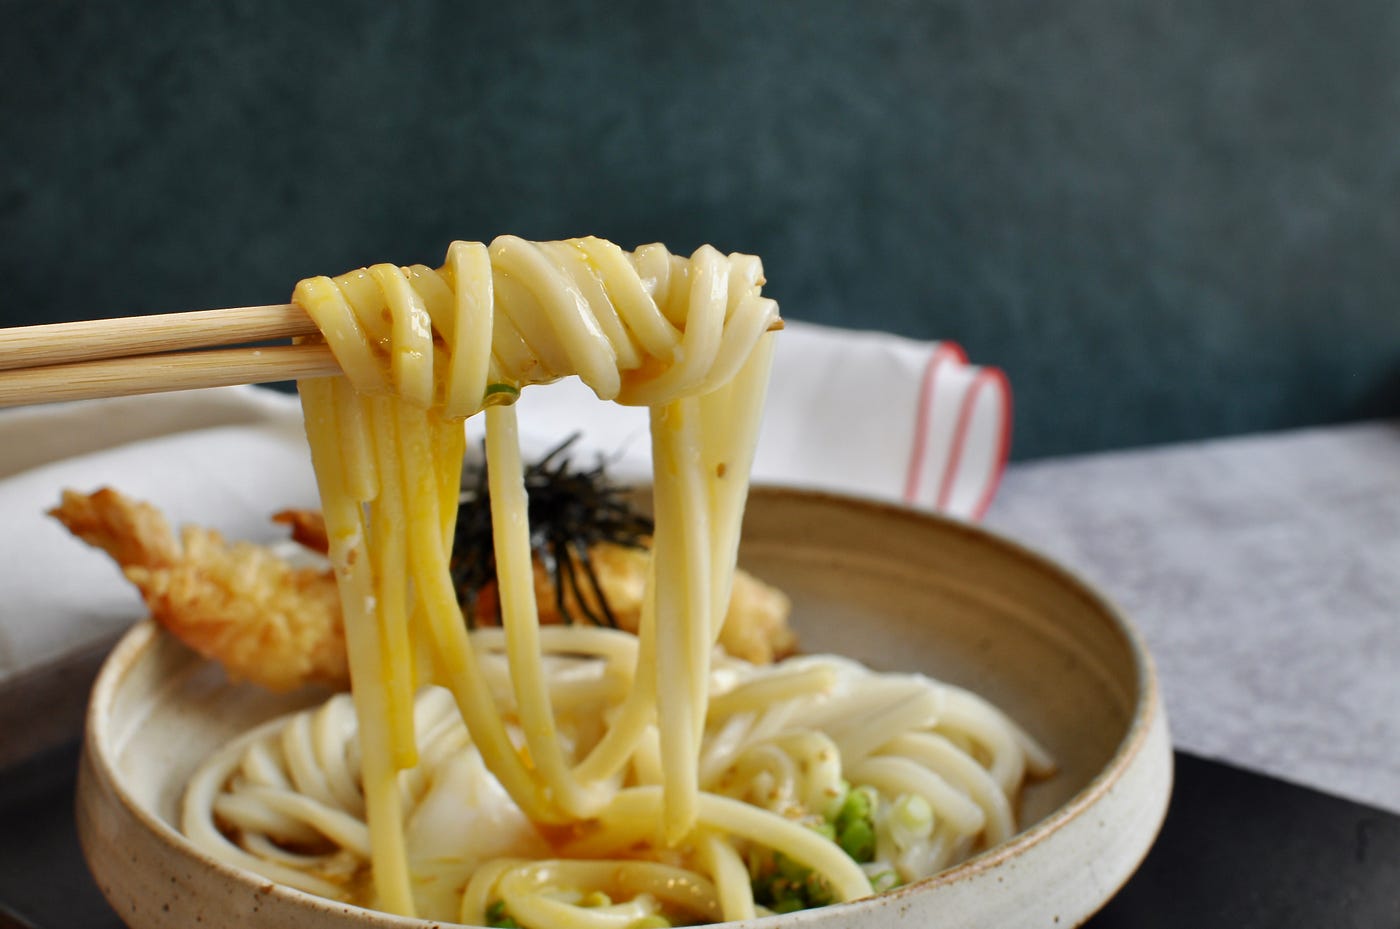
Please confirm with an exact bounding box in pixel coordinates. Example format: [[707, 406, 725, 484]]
[[82, 485, 1167, 927], [761, 489, 1166, 905]]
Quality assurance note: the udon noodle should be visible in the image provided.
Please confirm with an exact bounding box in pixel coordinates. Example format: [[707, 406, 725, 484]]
[[180, 237, 1052, 927]]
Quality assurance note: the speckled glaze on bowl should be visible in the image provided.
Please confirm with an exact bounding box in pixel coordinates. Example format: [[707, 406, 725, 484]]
[[78, 488, 1171, 929]]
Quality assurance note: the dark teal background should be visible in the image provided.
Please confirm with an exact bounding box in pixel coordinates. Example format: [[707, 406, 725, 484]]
[[3, 0, 1398, 458]]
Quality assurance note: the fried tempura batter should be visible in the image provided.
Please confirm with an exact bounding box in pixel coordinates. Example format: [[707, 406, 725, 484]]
[[51, 489, 346, 692], [524, 542, 796, 665], [51, 489, 795, 692], [272, 507, 795, 664]]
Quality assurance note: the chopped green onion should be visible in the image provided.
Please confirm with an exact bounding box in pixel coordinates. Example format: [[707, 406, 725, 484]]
[[839, 817, 876, 862], [889, 792, 934, 847], [486, 900, 522, 928], [749, 848, 834, 914], [831, 785, 879, 863], [823, 779, 852, 820], [483, 382, 521, 407], [867, 867, 901, 894]]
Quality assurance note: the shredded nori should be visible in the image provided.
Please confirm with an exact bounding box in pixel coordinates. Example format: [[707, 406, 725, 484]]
[[450, 435, 652, 628]]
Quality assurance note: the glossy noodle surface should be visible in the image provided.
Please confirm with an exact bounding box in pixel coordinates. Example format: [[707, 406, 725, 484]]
[[181, 237, 1050, 926]]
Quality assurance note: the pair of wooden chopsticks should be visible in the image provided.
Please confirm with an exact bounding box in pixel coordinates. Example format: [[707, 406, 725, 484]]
[[0, 305, 787, 409], [0, 304, 340, 408]]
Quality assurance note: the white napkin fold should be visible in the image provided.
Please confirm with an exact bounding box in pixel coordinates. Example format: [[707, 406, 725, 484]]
[[501, 322, 1010, 518], [0, 321, 1008, 760]]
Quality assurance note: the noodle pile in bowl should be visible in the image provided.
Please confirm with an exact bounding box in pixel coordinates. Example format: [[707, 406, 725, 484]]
[[164, 237, 1052, 927]]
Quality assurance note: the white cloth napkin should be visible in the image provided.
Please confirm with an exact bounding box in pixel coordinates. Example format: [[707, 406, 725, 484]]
[[500, 322, 1010, 517], [0, 321, 1008, 759]]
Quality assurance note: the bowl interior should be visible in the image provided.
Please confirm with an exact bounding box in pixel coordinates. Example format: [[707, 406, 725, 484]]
[[736, 488, 1138, 830], [91, 486, 1148, 920]]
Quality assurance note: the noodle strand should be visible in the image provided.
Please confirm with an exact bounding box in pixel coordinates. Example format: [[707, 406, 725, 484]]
[[177, 237, 1048, 927]]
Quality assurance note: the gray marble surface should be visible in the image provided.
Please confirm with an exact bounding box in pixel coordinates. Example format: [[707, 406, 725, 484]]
[[986, 421, 1400, 813]]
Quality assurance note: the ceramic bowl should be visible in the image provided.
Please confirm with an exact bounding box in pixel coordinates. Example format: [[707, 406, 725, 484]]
[[78, 487, 1171, 928]]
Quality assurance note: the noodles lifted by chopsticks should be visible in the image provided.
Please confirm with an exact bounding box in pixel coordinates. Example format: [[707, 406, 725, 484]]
[[293, 236, 779, 915], [179, 236, 1053, 927]]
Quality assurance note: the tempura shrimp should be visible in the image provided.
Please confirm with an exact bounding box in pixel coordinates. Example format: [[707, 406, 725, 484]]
[[51, 488, 795, 692]]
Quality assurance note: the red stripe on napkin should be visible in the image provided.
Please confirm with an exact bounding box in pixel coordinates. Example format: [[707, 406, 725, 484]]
[[935, 366, 1011, 520], [902, 342, 969, 505]]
